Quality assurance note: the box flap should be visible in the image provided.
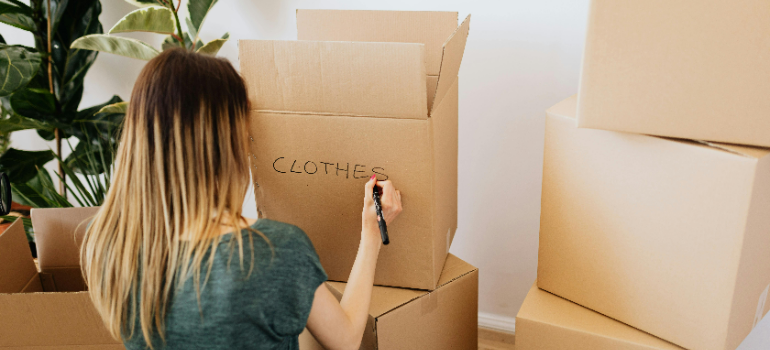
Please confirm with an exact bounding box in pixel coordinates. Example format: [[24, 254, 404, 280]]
[[239, 40, 427, 119], [325, 254, 476, 318], [296, 10, 458, 76], [31, 207, 100, 270], [0, 291, 120, 347], [0, 219, 38, 294], [698, 141, 770, 160], [430, 15, 470, 115], [326, 281, 424, 318], [517, 283, 684, 349]]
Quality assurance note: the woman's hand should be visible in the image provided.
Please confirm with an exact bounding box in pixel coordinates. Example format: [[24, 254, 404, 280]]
[[362, 174, 402, 239], [305, 174, 403, 350]]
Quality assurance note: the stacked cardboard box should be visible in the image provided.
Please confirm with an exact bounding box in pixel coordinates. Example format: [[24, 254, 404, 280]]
[[240, 9, 470, 291], [300, 254, 478, 350], [520, 1, 770, 349], [0, 208, 124, 349], [238, 10, 479, 349]]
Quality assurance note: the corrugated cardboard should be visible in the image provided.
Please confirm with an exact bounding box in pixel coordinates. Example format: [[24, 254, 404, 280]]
[[577, 0, 770, 147], [0, 209, 125, 349], [539, 96, 770, 350], [299, 254, 478, 350], [240, 11, 470, 290], [517, 283, 684, 350]]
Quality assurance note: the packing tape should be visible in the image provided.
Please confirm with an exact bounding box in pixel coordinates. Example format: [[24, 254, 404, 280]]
[[754, 283, 770, 328], [420, 291, 439, 315]]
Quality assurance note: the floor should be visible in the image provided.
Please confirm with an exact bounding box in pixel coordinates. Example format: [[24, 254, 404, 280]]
[[478, 328, 515, 350]]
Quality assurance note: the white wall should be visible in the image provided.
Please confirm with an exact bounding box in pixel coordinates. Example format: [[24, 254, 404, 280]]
[[3, 0, 590, 327]]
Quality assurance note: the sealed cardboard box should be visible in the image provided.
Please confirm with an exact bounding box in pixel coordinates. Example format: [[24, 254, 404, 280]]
[[299, 254, 478, 350], [0, 208, 125, 349], [516, 283, 683, 350], [240, 10, 470, 290], [577, 0, 770, 146], [539, 96, 770, 350]]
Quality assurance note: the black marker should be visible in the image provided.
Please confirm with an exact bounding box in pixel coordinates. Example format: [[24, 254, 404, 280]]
[[372, 184, 390, 245]]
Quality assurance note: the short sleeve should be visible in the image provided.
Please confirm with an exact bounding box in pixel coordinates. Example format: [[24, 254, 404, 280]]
[[266, 225, 328, 336]]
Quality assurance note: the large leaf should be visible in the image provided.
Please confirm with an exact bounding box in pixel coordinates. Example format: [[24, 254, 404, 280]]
[[185, 17, 198, 44], [68, 95, 124, 142], [188, 0, 218, 40], [109, 6, 175, 35], [64, 139, 113, 175], [0, 111, 53, 133], [161, 34, 182, 51], [10, 169, 71, 208], [0, 0, 35, 32], [46, 0, 104, 113], [96, 101, 128, 115], [125, 0, 161, 7], [71, 34, 159, 61], [0, 44, 42, 96], [9, 87, 56, 122], [196, 32, 228, 55], [0, 148, 55, 184]]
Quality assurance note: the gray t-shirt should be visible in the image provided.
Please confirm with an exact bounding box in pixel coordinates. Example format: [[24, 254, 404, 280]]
[[122, 219, 328, 350]]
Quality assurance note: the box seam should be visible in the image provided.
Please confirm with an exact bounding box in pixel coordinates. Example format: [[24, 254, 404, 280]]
[[251, 109, 427, 120]]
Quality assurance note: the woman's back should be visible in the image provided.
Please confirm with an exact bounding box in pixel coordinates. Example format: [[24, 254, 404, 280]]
[[122, 219, 327, 350]]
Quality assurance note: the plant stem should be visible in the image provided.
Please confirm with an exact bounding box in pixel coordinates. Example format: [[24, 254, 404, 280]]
[[46, 0, 65, 197], [169, 0, 185, 49]]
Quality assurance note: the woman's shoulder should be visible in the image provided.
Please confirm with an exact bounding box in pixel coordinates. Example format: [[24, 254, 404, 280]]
[[251, 218, 315, 251]]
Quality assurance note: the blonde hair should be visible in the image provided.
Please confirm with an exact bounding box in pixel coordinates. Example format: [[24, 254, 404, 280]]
[[81, 48, 260, 347]]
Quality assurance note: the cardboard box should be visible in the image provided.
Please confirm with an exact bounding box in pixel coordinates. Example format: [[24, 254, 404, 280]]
[[538, 96, 770, 350], [516, 283, 684, 350], [299, 253, 478, 350], [239, 10, 470, 290], [577, 0, 770, 147], [0, 208, 125, 349]]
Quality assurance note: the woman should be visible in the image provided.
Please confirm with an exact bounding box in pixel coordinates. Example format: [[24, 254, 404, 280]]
[[81, 48, 402, 350]]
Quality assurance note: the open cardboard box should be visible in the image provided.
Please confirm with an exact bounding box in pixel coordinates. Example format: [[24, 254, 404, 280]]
[[0, 208, 125, 349], [577, 0, 770, 147], [240, 10, 471, 290], [539, 96, 770, 350], [516, 283, 684, 350], [299, 254, 478, 350]]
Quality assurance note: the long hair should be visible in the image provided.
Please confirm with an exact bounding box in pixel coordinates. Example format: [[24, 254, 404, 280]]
[[80, 48, 260, 347]]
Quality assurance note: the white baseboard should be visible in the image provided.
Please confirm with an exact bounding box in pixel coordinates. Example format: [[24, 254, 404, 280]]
[[478, 312, 516, 334]]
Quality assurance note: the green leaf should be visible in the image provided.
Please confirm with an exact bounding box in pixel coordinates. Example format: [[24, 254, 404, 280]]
[[64, 140, 113, 175], [185, 17, 198, 44], [10, 169, 71, 208], [161, 35, 182, 51], [0, 0, 35, 32], [71, 34, 159, 61], [0, 111, 53, 133], [0, 44, 42, 96], [9, 87, 56, 121], [109, 6, 176, 35], [57, 1, 103, 112], [0, 148, 55, 185], [68, 95, 124, 142], [96, 101, 128, 115], [124, 0, 161, 7], [188, 0, 218, 39], [196, 32, 229, 55]]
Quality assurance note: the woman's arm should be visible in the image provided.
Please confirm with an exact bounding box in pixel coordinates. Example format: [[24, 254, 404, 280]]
[[305, 175, 402, 350]]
